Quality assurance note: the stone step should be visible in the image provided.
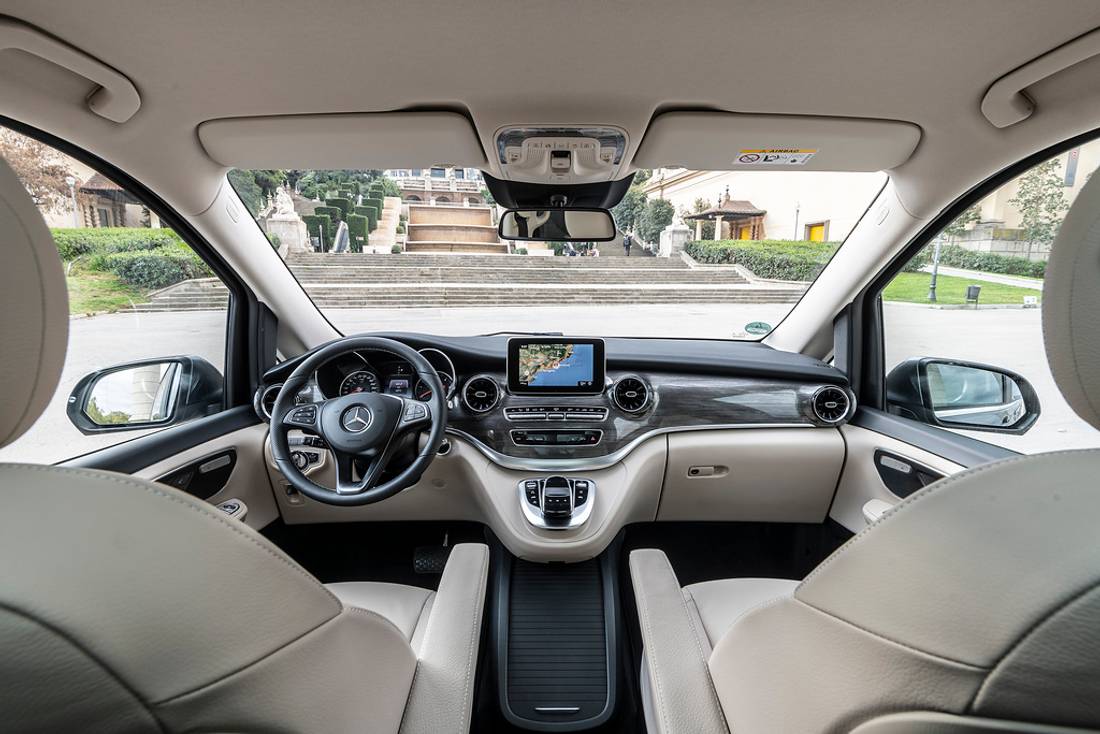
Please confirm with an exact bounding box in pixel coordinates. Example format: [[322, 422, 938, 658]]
[[284, 253, 692, 268], [403, 242, 511, 254], [286, 268, 748, 284]]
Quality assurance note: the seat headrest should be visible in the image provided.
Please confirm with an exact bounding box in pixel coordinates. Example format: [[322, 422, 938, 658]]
[[1043, 165, 1100, 432], [0, 156, 68, 448]]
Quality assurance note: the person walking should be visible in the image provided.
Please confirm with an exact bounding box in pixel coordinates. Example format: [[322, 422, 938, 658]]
[[623, 234, 632, 257]]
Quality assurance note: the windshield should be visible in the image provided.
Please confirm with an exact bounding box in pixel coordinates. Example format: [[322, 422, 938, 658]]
[[230, 167, 886, 339]]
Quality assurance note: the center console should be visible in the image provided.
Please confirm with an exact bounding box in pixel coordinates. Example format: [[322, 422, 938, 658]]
[[519, 475, 596, 529]]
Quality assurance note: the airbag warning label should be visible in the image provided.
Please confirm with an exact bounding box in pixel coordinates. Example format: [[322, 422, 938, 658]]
[[735, 149, 817, 166]]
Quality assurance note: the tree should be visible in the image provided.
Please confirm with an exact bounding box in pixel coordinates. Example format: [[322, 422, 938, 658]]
[[637, 198, 674, 244], [1008, 159, 1070, 255], [942, 203, 981, 241], [228, 169, 263, 216], [682, 197, 714, 239], [0, 129, 82, 212], [612, 187, 646, 232]]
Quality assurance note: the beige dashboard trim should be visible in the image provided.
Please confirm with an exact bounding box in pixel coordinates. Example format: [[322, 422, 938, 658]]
[[446, 422, 817, 472]]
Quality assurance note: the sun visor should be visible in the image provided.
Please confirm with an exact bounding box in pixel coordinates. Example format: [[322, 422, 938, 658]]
[[197, 112, 487, 169], [633, 112, 921, 172]]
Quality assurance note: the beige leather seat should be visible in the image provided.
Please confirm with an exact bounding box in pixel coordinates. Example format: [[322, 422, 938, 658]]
[[0, 157, 489, 733], [632, 169, 1100, 734]]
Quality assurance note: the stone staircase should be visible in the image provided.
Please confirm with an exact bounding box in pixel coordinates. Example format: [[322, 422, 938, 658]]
[[366, 196, 402, 252], [404, 205, 508, 254], [131, 252, 805, 311]]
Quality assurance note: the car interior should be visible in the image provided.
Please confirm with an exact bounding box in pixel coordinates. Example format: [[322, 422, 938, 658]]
[[2, 2, 1100, 733]]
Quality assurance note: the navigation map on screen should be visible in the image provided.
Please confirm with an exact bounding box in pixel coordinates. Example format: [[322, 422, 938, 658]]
[[517, 342, 595, 389]]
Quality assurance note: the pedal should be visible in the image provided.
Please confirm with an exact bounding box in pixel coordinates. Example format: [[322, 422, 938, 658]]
[[413, 544, 451, 574]]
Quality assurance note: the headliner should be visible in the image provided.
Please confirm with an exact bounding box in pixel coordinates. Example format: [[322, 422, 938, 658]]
[[1, 0, 1099, 216]]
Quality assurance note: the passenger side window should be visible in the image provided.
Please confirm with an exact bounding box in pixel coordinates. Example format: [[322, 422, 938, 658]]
[[881, 143, 1100, 453], [0, 126, 229, 463]]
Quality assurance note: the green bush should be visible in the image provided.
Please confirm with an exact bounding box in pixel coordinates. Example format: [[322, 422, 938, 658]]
[[685, 239, 840, 281], [346, 214, 368, 253], [89, 246, 211, 290], [356, 204, 379, 232], [935, 244, 1045, 278], [390, 244, 402, 254], [362, 198, 383, 229], [368, 184, 384, 200], [315, 204, 342, 224], [302, 214, 333, 251], [324, 197, 351, 220], [51, 227, 183, 261], [515, 247, 528, 255]]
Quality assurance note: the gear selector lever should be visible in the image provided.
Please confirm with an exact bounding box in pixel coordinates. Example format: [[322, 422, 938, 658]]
[[518, 475, 595, 529]]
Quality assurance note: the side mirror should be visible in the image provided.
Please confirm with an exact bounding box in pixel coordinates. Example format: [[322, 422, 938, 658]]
[[66, 356, 223, 435], [886, 357, 1040, 435], [499, 208, 617, 242]]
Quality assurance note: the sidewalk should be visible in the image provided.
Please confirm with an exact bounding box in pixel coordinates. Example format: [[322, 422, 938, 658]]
[[922, 265, 1043, 291]]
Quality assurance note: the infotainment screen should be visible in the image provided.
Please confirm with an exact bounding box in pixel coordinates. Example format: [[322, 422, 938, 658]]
[[507, 338, 606, 394]]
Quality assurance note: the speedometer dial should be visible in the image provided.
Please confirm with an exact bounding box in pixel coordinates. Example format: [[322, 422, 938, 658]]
[[415, 372, 454, 401], [339, 370, 380, 396]]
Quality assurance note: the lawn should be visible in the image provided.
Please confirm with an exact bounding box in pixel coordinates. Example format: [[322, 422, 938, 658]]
[[884, 272, 1041, 305], [66, 270, 147, 314]]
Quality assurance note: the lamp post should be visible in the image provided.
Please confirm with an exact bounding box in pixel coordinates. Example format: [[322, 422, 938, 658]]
[[928, 237, 943, 302], [65, 175, 79, 227]]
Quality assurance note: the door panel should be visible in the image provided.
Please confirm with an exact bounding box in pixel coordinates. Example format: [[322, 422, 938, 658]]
[[132, 423, 279, 530], [832, 423, 964, 533]]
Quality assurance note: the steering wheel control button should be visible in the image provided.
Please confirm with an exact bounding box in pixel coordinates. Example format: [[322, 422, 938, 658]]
[[289, 405, 317, 425], [291, 451, 309, 470], [340, 405, 373, 433], [518, 477, 596, 530], [403, 402, 428, 422]]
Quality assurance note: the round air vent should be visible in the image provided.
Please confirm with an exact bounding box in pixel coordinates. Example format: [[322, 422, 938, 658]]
[[812, 386, 851, 424], [613, 376, 650, 413], [256, 384, 283, 421], [462, 375, 500, 413]]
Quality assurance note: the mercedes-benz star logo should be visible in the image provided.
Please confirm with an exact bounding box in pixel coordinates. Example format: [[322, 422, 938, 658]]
[[340, 405, 373, 433]]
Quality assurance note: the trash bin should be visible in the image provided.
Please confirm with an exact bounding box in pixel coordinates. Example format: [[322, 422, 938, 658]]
[[965, 284, 981, 305]]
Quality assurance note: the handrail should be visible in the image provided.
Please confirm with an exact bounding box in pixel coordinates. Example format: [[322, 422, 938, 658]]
[[0, 17, 140, 123], [982, 27, 1100, 128]]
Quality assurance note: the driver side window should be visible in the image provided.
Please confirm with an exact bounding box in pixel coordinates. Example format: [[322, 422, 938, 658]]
[[880, 144, 1100, 453], [0, 125, 229, 463]]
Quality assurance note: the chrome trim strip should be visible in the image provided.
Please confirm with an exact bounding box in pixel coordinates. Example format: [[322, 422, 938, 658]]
[[446, 421, 819, 471], [417, 347, 457, 399]]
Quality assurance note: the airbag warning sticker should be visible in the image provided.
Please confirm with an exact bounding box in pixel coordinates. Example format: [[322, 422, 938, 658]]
[[736, 149, 817, 166]]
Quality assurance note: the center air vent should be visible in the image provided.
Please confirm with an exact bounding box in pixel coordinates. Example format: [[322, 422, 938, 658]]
[[463, 376, 500, 413], [812, 386, 851, 424], [613, 376, 650, 413]]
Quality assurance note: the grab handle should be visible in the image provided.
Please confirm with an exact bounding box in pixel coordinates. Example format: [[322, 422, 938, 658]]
[[0, 18, 140, 123], [982, 27, 1100, 128]]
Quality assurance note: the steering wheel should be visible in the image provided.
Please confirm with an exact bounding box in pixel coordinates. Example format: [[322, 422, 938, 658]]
[[270, 337, 447, 506]]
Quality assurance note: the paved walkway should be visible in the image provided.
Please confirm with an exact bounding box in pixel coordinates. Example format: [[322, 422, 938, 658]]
[[923, 266, 1043, 291]]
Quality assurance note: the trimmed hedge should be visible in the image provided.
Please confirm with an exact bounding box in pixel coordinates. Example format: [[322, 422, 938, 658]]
[[314, 205, 342, 224], [302, 214, 333, 251], [346, 214, 368, 253], [52, 227, 183, 261], [685, 239, 839, 281], [935, 244, 1045, 278], [362, 197, 383, 231], [356, 204, 379, 232], [88, 245, 211, 290], [324, 197, 351, 220]]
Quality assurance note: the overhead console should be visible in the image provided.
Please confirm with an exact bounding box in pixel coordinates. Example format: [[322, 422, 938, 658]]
[[492, 125, 629, 184]]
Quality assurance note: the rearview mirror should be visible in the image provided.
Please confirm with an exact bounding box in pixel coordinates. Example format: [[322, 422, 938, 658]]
[[499, 208, 617, 242], [66, 356, 223, 435], [885, 357, 1040, 434]]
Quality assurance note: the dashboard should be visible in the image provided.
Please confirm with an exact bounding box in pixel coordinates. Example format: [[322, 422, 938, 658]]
[[253, 333, 856, 559], [255, 334, 854, 470]]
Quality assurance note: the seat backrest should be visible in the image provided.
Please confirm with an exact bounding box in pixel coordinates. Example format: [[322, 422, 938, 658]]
[[707, 166, 1100, 733], [0, 155, 419, 733]]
